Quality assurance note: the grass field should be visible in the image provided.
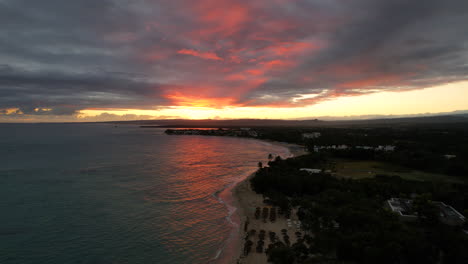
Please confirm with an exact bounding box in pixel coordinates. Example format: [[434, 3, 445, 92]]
[[332, 159, 465, 183]]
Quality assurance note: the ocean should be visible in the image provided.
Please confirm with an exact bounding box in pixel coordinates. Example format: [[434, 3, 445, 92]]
[[0, 123, 291, 264]]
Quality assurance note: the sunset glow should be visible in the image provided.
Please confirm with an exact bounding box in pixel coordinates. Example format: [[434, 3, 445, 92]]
[[1, 0, 467, 122], [75, 82, 468, 121]]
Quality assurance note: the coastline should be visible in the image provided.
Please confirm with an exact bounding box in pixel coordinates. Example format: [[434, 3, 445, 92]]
[[228, 141, 308, 264]]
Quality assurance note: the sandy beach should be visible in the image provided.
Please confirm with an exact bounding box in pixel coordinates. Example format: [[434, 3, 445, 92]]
[[230, 142, 308, 264]]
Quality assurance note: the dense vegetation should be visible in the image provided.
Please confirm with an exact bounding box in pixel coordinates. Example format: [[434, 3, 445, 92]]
[[250, 153, 468, 264], [256, 126, 468, 178]]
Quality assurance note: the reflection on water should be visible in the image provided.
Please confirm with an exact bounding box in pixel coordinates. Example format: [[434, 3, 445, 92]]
[[0, 124, 290, 264]]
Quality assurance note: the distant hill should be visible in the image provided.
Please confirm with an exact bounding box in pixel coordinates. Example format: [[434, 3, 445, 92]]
[[112, 114, 468, 128], [291, 109, 468, 121], [118, 118, 323, 128]]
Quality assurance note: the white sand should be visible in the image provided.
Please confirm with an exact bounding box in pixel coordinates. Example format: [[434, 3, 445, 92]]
[[230, 142, 307, 264]]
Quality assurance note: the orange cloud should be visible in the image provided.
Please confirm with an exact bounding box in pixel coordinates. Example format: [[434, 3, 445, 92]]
[[261, 59, 292, 68], [177, 49, 223, 61], [135, 1, 425, 111], [164, 92, 241, 108], [188, 0, 250, 38], [226, 74, 247, 81], [246, 69, 264, 76], [264, 42, 317, 57]]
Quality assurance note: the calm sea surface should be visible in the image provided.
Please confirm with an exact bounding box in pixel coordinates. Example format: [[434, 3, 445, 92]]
[[0, 123, 290, 264]]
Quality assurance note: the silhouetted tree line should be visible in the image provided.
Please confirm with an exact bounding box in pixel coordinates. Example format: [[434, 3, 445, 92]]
[[299, 127, 468, 177], [325, 147, 468, 177], [255, 126, 468, 178]]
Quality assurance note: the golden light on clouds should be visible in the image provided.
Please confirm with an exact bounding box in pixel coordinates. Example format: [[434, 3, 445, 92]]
[[2, 0, 468, 123], [78, 81, 468, 121]]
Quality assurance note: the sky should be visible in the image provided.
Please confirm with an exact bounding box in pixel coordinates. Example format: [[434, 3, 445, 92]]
[[0, 0, 468, 122]]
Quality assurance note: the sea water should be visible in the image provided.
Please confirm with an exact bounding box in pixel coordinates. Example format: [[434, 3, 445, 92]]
[[0, 123, 290, 264]]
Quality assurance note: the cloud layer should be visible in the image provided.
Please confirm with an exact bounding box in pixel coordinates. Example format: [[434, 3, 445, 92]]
[[1, 0, 468, 118]]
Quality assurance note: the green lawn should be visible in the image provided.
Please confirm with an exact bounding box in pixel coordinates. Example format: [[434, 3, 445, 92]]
[[331, 159, 465, 183]]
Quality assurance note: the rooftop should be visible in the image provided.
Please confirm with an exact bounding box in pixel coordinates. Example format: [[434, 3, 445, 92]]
[[387, 198, 417, 217], [387, 198, 466, 225]]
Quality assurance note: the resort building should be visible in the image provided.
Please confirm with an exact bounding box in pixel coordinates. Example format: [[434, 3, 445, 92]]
[[386, 197, 466, 226], [302, 132, 321, 139], [313, 145, 394, 152], [247, 130, 258, 137], [444, 154, 457, 159], [432, 201, 466, 226], [386, 198, 418, 222], [300, 168, 322, 174], [376, 145, 396, 151]]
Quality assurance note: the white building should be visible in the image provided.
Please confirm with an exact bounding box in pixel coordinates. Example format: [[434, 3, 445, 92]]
[[387, 197, 466, 226], [376, 145, 396, 151], [248, 131, 258, 137], [444, 154, 457, 160], [386, 198, 418, 222], [300, 168, 322, 174], [302, 132, 321, 139]]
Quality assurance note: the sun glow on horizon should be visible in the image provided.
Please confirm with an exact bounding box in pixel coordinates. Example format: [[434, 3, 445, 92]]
[[75, 81, 468, 121]]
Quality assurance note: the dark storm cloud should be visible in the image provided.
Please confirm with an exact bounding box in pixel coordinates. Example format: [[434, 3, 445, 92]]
[[248, 0, 468, 105], [0, 0, 174, 116], [0, 65, 168, 115], [0, 0, 467, 117]]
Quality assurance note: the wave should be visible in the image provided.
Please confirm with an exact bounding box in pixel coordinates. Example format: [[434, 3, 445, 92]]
[[209, 170, 253, 263], [209, 144, 294, 263], [213, 192, 238, 228]]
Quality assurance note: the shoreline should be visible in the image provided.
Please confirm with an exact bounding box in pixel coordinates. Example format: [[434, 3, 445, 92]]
[[228, 141, 308, 264]]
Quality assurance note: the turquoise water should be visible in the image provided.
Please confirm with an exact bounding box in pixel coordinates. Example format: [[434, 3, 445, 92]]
[[0, 124, 290, 264]]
